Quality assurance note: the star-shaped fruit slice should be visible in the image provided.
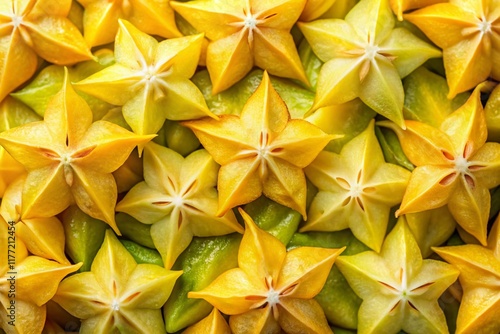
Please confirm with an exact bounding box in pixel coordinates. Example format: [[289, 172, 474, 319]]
[[171, 0, 309, 94], [1, 175, 69, 264], [433, 215, 500, 334], [183, 71, 334, 218], [189, 208, 344, 333], [298, 0, 441, 127], [381, 85, 500, 245], [336, 217, 460, 334], [116, 142, 244, 269], [304, 120, 411, 252], [405, 0, 500, 98], [0, 68, 153, 234], [77, 0, 181, 47], [0, 217, 81, 334], [53, 229, 182, 333], [75, 20, 215, 152], [0, 0, 93, 100]]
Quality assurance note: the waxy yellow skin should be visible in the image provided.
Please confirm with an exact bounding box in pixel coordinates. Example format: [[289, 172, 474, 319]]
[[183, 71, 334, 218], [0, 69, 153, 234], [189, 209, 344, 334], [171, 0, 309, 94]]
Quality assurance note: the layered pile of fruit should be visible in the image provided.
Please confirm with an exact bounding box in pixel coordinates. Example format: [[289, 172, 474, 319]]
[[1, 0, 500, 333]]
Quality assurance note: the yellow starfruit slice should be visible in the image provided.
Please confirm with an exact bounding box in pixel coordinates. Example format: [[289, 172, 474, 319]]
[[53, 229, 182, 334], [189, 208, 344, 334], [304, 120, 411, 252], [298, 0, 441, 128], [77, 0, 181, 47], [1, 175, 69, 264], [381, 86, 500, 245], [171, 0, 309, 94], [0, 68, 153, 234], [433, 215, 500, 334], [0, 217, 81, 334], [405, 0, 500, 98], [183, 308, 231, 334], [336, 217, 460, 334], [116, 142, 244, 269], [183, 71, 334, 218], [0, 0, 94, 100], [75, 20, 214, 153]]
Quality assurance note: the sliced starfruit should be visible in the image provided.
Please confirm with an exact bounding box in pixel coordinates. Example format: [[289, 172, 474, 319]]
[[53, 230, 182, 334], [405, 0, 500, 98], [0, 68, 154, 232], [0, 0, 93, 101], [336, 217, 459, 334], [304, 120, 411, 252], [192, 69, 316, 118], [116, 142, 243, 269], [298, 0, 441, 128], [1, 176, 69, 264], [383, 86, 500, 245], [74, 20, 215, 153], [171, 0, 309, 94], [188, 209, 344, 333], [183, 71, 334, 218]]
